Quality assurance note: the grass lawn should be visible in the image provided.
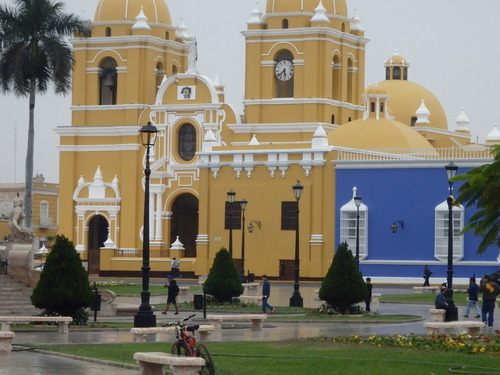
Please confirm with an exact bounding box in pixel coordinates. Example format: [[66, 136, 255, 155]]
[[30, 340, 499, 375], [380, 292, 468, 305]]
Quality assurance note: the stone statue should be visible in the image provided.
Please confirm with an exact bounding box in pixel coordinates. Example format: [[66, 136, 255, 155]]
[[8, 194, 34, 242], [187, 35, 197, 73]]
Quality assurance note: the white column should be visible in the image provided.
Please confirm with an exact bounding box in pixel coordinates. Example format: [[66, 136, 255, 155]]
[[155, 193, 163, 241]]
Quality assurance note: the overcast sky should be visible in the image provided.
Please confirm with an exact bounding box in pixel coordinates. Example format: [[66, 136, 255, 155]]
[[1, 0, 499, 183]]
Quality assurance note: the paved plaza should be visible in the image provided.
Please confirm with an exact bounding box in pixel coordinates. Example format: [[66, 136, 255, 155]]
[[1, 283, 498, 374]]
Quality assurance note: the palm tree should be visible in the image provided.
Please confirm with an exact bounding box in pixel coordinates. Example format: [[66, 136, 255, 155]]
[[0, 0, 90, 228], [453, 145, 500, 254]]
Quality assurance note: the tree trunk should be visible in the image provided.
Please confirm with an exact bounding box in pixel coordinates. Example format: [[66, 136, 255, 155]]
[[24, 79, 36, 228]]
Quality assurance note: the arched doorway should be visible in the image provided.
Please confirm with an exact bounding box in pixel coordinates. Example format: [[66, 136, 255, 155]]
[[170, 194, 199, 257], [88, 215, 108, 274]]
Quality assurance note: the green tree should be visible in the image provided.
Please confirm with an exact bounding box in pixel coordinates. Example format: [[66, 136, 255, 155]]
[[318, 242, 368, 313], [0, 0, 91, 227], [452, 145, 500, 254], [203, 248, 244, 303], [31, 234, 93, 324]]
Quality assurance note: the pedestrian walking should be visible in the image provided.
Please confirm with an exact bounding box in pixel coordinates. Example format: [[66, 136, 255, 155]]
[[463, 277, 481, 319], [261, 275, 275, 314], [479, 274, 499, 327], [365, 277, 373, 312], [162, 275, 180, 315], [171, 257, 180, 278], [423, 265, 432, 287]]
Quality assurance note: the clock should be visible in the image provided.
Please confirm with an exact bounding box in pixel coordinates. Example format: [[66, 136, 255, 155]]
[[275, 60, 294, 81]]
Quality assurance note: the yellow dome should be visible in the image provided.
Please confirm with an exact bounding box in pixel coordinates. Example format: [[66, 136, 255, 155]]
[[266, 0, 348, 16], [370, 80, 448, 130], [385, 54, 409, 66], [366, 83, 386, 95], [328, 117, 437, 151], [95, 0, 172, 24]]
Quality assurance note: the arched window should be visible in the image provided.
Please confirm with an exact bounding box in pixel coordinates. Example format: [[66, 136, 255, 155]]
[[385, 67, 390, 80], [340, 187, 368, 260], [165, 31, 170, 40], [380, 102, 384, 113], [393, 66, 401, 80], [331, 114, 335, 124], [332, 55, 341, 100], [275, 50, 294, 98], [99, 57, 118, 105], [105, 27, 111, 37], [155, 62, 165, 96], [434, 201, 464, 262], [178, 123, 196, 161], [347, 58, 354, 103], [282, 19, 289, 29], [370, 102, 375, 112], [403, 67, 408, 80], [172, 65, 178, 75]]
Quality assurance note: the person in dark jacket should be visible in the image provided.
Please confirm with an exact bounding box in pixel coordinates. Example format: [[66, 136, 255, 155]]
[[479, 274, 500, 327], [435, 286, 454, 321], [463, 277, 480, 318], [162, 275, 179, 315], [423, 265, 432, 287], [261, 275, 275, 314], [365, 277, 373, 312]]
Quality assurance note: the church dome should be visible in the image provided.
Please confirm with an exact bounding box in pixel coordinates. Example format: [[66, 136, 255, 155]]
[[95, 0, 172, 24], [265, 0, 348, 17], [328, 117, 437, 152], [372, 80, 448, 130]]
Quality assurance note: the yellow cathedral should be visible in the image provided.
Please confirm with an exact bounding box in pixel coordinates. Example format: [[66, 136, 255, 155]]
[[56, 0, 498, 282]]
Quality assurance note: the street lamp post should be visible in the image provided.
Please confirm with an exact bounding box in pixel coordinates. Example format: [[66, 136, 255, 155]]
[[445, 161, 458, 295], [354, 194, 362, 271], [227, 190, 236, 256], [444, 161, 459, 321], [240, 199, 248, 279], [289, 182, 304, 307], [134, 122, 158, 328]]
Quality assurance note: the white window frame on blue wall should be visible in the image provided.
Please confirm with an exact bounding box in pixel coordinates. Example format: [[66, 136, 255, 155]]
[[434, 200, 464, 262], [340, 186, 368, 259]]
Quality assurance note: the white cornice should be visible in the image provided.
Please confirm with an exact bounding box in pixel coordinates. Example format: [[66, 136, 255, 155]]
[[414, 126, 471, 140], [70, 104, 149, 112], [150, 103, 223, 112], [332, 158, 493, 170], [243, 98, 365, 112], [229, 122, 337, 134], [59, 144, 140, 152], [55, 126, 140, 137], [242, 27, 369, 46]]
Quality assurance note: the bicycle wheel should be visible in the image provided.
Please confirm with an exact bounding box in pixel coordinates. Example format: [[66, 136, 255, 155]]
[[196, 343, 215, 375], [171, 341, 190, 356]]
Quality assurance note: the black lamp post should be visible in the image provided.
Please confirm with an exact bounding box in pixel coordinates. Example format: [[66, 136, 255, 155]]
[[289, 181, 304, 307], [240, 199, 248, 278], [227, 190, 236, 256], [354, 194, 362, 270], [134, 122, 158, 328], [445, 161, 458, 294]]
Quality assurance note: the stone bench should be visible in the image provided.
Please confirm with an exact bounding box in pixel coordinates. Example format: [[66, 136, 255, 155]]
[[428, 309, 446, 322], [423, 321, 486, 336], [413, 286, 439, 294], [206, 314, 267, 330], [131, 325, 215, 343], [239, 295, 262, 304], [0, 316, 73, 333], [178, 286, 189, 296], [133, 352, 205, 375], [0, 331, 15, 352]]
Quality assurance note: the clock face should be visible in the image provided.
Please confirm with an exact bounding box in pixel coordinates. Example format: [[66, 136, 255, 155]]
[[275, 60, 294, 81]]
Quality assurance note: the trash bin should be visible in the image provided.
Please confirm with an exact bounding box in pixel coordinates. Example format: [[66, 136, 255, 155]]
[[0, 259, 7, 274], [91, 293, 102, 312], [193, 294, 204, 310]]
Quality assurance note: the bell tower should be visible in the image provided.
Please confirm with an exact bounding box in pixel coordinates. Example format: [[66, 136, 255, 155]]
[[242, 1, 367, 133]]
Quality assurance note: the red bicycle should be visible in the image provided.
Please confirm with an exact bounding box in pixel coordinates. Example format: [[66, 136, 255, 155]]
[[165, 314, 215, 375]]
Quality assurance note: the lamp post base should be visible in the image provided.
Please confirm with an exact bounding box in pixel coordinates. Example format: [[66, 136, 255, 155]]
[[134, 313, 156, 327], [289, 284, 303, 307]]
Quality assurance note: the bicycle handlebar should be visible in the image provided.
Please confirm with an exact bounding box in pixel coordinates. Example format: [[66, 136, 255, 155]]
[[162, 314, 196, 327]]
